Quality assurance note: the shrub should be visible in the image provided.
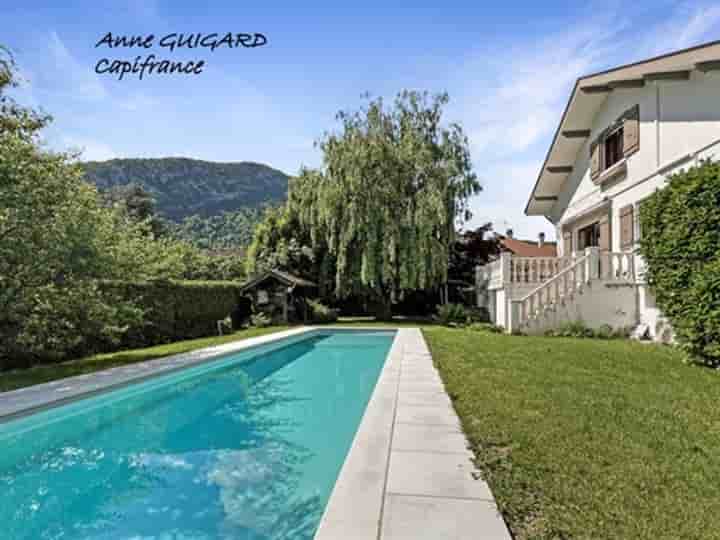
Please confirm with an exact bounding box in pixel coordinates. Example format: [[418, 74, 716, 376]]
[[639, 160, 720, 365], [435, 303, 469, 326], [594, 324, 615, 340], [466, 306, 490, 323], [100, 279, 245, 348], [251, 312, 272, 328], [545, 321, 632, 340], [468, 322, 503, 333], [307, 300, 338, 323]]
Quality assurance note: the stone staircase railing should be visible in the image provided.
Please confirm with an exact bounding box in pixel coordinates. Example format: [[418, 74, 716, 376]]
[[510, 247, 636, 332], [510, 255, 574, 284]]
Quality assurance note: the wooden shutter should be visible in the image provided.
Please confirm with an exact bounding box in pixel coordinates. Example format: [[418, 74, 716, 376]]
[[563, 231, 572, 256], [620, 205, 634, 249], [590, 139, 601, 181], [599, 215, 611, 251], [623, 105, 640, 157]]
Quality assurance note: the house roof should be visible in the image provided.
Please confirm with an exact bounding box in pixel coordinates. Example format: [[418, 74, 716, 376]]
[[499, 237, 557, 257], [240, 268, 317, 293], [525, 39, 720, 218]]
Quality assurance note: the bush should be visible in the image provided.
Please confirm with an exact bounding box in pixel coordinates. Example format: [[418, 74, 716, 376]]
[[466, 306, 490, 323], [468, 322, 503, 333], [101, 279, 245, 348], [545, 321, 596, 338], [639, 160, 720, 365], [544, 321, 632, 340], [250, 312, 272, 328], [307, 299, 338, 323], [435, 303, 469, 326]]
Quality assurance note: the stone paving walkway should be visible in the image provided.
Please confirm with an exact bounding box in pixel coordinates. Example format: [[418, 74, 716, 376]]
[[317, 328, 511, 539]]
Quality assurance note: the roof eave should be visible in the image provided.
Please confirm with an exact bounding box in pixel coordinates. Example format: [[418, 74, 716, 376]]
[[525, 39, 720, 218]]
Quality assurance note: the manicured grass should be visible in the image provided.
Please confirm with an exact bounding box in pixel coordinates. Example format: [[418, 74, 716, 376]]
[[0, 326, 289, 393], [423, 327, 720, 540]]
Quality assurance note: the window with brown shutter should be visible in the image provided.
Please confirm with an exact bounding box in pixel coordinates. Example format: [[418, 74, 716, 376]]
[[605, 127, 624, 169], [591, 105, 640, 183], [599, 215, 611, 251], [623, 105, 640, 156], [590, 139, 601, 180], [620, 205, 634, 249]]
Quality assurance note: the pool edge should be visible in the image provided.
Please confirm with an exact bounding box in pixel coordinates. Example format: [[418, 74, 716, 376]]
[[0, 327, 317, 422], [314, 327, 409, 539]]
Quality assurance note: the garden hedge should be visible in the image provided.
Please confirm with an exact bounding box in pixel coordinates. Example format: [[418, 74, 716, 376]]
[[101, 279, 248, 349], [639, 160, 720, 365]]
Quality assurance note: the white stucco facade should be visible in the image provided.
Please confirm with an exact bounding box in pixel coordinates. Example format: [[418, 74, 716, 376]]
[[481, 43, 720, 338], [546, 72, 720, 338]]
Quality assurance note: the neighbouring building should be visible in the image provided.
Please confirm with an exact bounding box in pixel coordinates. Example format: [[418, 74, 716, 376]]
[[478, 40, 720, 339], [497, 229, 557, 258]]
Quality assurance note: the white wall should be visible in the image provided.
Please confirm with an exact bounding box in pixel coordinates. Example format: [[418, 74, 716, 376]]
[[546, 72, 720, 338], [521, 281, 638, 335], [554, 72, 720, 234]]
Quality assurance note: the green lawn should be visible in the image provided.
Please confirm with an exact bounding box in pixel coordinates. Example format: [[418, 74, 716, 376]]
[[0, 326, 289, 393], [423, 327, 720, 540]]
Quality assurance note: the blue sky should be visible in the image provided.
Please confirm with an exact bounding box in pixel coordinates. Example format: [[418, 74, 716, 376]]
[[4, 1, 720, 239]]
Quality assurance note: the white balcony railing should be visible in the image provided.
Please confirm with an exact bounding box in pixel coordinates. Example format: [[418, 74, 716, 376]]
[[509, 248, 637, 331], [509, 256, 574, 284]]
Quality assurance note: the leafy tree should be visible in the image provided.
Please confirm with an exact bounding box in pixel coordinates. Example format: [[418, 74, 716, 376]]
[[172, 206, 269, 249], [449, 223, 500, 285], [101, 182, 168, 237], [245, 204, 317, 280], [639, 160, 720, 365], [297, 91, 480, 319], [0, 47, 211, 365], [183, 250, 246, 281]]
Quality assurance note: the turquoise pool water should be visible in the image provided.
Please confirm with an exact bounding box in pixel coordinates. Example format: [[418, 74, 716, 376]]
[[0, 330, 395, 540]]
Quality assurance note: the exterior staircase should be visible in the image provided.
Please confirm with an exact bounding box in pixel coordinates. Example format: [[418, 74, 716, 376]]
[[508, 247, 637, 335]]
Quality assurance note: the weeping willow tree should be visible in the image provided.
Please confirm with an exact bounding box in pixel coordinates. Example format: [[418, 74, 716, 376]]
[[297, 90, 480, 319]]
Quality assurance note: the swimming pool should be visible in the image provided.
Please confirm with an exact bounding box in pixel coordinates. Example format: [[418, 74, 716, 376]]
[[0, 330, 396, 540]]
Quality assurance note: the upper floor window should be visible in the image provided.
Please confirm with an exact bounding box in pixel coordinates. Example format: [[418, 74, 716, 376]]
[[604, 126, 624, 169], [590, 105, 639, 184]]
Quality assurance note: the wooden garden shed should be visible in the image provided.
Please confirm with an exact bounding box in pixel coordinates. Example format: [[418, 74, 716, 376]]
[[239, 269, 318, 323]]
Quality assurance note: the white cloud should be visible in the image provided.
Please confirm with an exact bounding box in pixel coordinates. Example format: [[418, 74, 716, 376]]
[[61, 135, 117, 161], [641, 4, 720, 57], [453, 4, 720, 240], [47, 31, 107, 102]]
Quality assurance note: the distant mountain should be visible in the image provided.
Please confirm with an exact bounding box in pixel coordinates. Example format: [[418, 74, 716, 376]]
[[83, 157, 290, 221]]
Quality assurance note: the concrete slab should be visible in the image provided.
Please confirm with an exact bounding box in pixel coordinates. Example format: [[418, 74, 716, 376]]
[[395, 403, 461, 427], [387, 450, 493, 500], [381, 494, 512, 540], [397, 391, 453, 408], [398, 381, 446, 394], [392, 423, 469, 454]]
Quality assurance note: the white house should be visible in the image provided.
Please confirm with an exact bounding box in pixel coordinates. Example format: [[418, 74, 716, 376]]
[[478, 40, 720, 339]]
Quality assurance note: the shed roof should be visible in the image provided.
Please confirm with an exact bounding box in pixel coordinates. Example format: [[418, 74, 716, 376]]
[[240, 269, 317, 293]]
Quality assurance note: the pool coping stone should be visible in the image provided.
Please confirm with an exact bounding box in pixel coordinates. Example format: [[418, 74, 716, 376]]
[[314, 327, 512, 540], [0, 327, 316, 421]]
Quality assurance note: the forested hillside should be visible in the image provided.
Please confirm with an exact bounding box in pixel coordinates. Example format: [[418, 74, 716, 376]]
[[171, 207, 271, 249], [84, 157, 289, 221]]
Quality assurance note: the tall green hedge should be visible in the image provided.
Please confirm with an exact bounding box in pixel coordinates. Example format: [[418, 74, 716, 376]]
[[101, 279, 248, 349], [639, 160, 720, 365]]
